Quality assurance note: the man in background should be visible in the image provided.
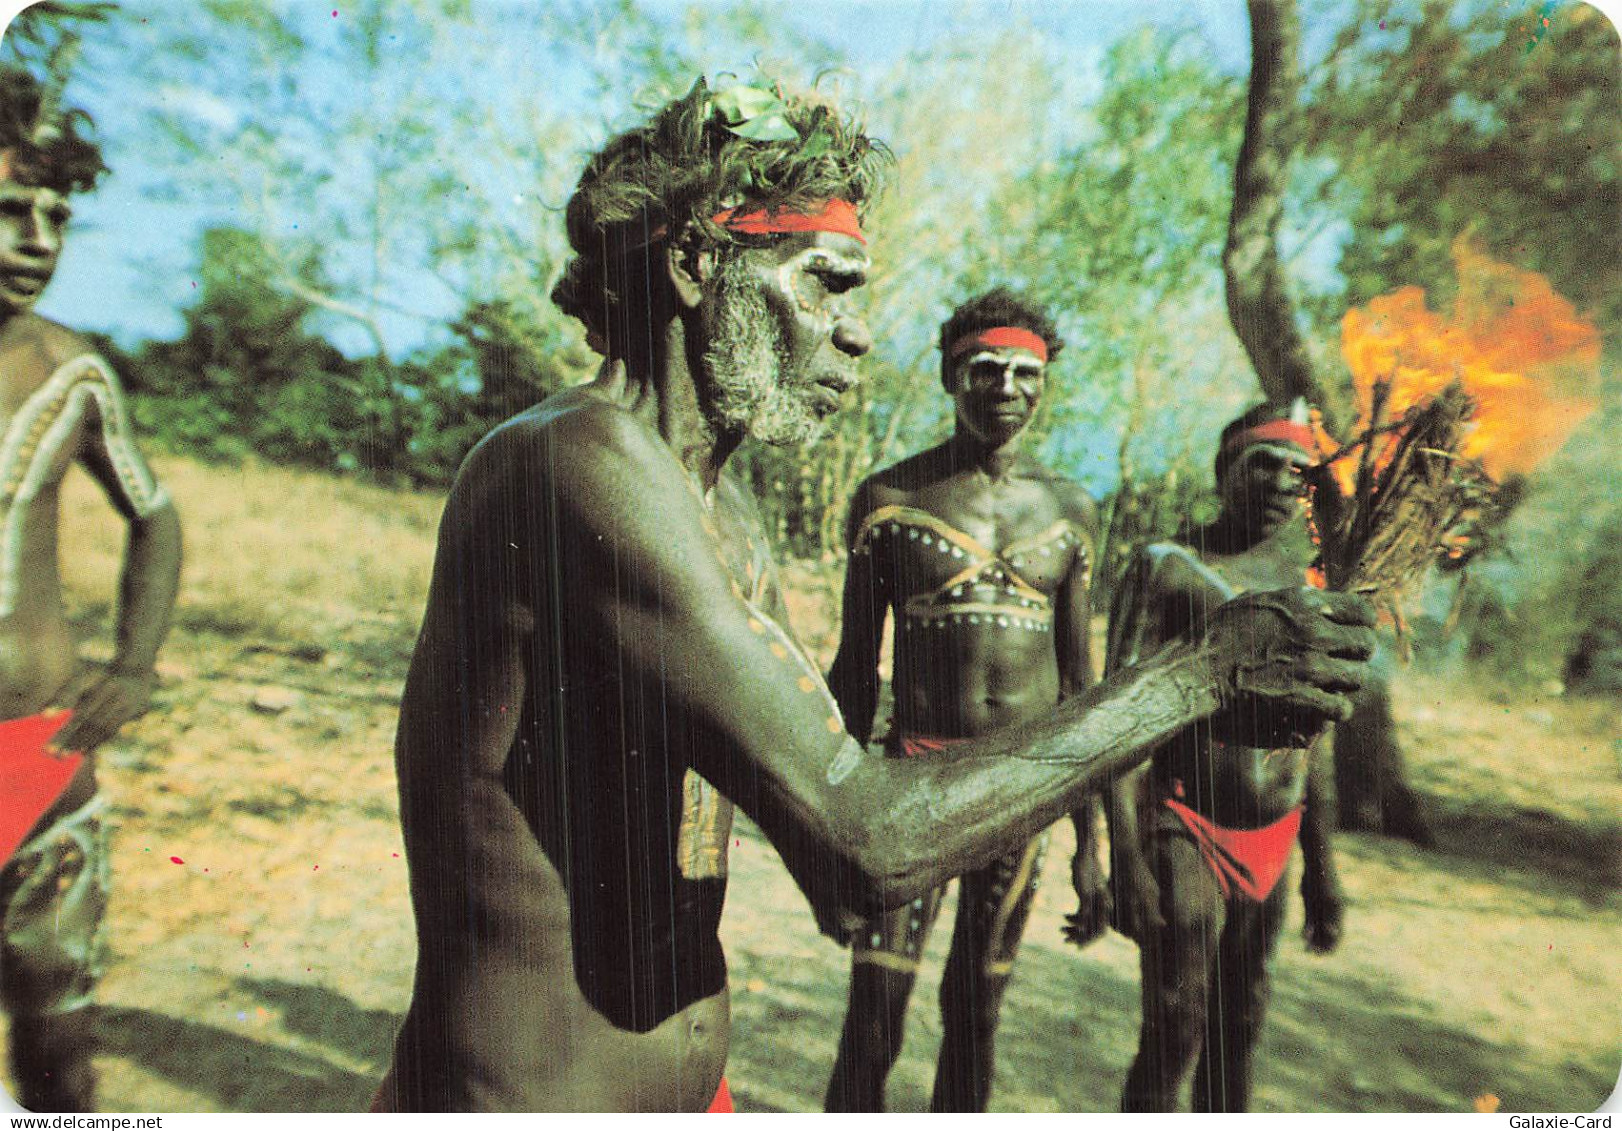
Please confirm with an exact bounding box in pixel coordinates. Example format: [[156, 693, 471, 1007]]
[[823, 288, 1108, 1111], [1106, 402, 1342, 1112], [0, 66, 182, 1111]]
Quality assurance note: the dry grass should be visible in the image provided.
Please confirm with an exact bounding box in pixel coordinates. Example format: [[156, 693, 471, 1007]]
[[18, 453, 1618, 1113], [61, 455, 444, 644]]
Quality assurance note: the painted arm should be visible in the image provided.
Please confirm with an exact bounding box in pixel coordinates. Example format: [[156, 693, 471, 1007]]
[[1057, 491, 1111, 946], [542, 412, 1374, 918], [824, 482, 889, 747], [1101, 546, 1174, 942], [55, 359, 182, 753]]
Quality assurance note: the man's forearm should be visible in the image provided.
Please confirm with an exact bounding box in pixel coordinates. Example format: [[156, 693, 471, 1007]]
[[839, 641, 1222, 905], [112, 500, 182, 672], [1299, 730, 1338, 880], [1105, 764, 1148, 872], [825, 656, 879, 747]]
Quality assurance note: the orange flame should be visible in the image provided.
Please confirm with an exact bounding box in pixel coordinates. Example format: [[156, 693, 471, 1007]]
[[1336, 235, 1601, 487]]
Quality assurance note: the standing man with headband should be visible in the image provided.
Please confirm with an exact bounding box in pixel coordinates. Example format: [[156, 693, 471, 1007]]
[[1106, 401, 1344, 1112], [822, 288, 1107, 1112], [376, 80, 1377, 1112], [0, 67, 182, 1111]]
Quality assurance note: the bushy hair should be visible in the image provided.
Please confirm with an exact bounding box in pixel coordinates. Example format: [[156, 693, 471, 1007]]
[[551, 76, 889, 343], [938, 286, 1064, 385], [0, 66, 105, 194]]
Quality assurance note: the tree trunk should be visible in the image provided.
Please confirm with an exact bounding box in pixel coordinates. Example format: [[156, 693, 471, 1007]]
[[1223, 0, 1346, 433]]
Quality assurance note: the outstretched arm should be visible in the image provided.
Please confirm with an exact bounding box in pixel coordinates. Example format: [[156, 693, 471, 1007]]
[[537, 413, 1372, 921], [55, 359, 182, 753]]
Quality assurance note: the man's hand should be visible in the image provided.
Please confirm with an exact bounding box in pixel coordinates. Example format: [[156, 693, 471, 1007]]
[[1062, 848, 1112, 948], [809, 895, 863, 948], [51, 668, 159, 754], [1205, 587, 1376, 747], [1301, 867, 1345, 954], [1109, 858, 1165, 944]]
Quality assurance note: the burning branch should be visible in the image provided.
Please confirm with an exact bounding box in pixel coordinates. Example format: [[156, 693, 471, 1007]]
[[1306, 237, 1601, 622], [1308, 382, 1493, 605]]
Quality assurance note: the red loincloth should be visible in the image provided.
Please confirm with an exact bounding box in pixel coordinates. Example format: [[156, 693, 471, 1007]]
[[1162, 798, 1303, 903], [897, 733, 969, 758], [0, 711, 83, 866]]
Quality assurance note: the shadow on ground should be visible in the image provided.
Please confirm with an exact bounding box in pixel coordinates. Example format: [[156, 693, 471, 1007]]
[[98, 981, 397, 1113], [1421, 799, 1621, 907]]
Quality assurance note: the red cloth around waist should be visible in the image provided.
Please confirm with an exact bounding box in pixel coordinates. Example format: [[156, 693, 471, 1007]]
[[0, 711, 83, 865], [1162, 797, 1303, 903], [897, 733, 970, 758]]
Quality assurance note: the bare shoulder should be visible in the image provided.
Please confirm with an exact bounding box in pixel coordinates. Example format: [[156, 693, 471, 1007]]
[[1051, 473, 1099, 537], [30, 317, 98, 367], [840, 461, 920, 547], [853, 440, 954, 510], [1129, 540, 1207, 594], [0, 314, 100, 389], [463, 390, 667, 493], [454, 390, 709, 573]]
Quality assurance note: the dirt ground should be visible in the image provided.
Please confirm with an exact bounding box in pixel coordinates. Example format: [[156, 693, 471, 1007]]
[[5, 458, 1618, 1113]]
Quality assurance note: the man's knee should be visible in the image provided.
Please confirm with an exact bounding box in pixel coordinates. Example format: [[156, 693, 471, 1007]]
[[0, 802, 110, 1018], [843, 964, 916, 1059]]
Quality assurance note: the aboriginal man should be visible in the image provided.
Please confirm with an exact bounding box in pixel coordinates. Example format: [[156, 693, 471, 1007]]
[[0, 68, 182, 1111], [823, 289, 1107, 1112], [1107, 402, 1343, 1112], [375, 80, 1376, 1112]]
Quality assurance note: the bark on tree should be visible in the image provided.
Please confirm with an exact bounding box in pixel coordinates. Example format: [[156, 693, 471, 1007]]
[[1223, 0, 1346, 433]]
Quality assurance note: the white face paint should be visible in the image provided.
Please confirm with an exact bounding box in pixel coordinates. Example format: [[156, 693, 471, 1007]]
[[700, 238, 870, 447], [0, 179, 70, 316], [950, 345, 1046, 444]]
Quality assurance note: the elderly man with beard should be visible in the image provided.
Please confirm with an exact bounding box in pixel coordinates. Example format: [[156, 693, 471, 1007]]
[[374, 80, 1378, 1113], [823, 289, 1108, 1112], [1107, 402, 1347, 1112]]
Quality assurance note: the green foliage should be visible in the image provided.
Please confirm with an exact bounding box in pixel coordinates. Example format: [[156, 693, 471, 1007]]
[[1302, 0, 1620, 336], [120, 228, 592, 485]]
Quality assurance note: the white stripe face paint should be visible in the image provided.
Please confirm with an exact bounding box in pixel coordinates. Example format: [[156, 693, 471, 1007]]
[[0, 355, 166, 615]]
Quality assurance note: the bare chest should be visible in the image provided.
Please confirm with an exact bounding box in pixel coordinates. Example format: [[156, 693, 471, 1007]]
[[855, 485, 1088, 632]]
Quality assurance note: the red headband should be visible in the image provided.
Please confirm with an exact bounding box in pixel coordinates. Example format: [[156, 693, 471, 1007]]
[[1220, 420, 1319, 462], [949, 326, 1049, 363], [711, 198, 866, 244]]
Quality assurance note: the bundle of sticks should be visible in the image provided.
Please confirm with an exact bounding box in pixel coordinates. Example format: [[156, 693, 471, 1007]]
[[1306, 378, 1498, 622]]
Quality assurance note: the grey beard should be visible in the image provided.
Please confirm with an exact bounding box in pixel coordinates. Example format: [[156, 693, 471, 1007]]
[[701, 267, 827, 448]]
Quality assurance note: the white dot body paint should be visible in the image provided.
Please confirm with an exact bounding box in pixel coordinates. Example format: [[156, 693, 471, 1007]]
[[0, 356, 164, 616]]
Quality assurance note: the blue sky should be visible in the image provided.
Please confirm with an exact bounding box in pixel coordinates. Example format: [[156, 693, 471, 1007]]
[[4, 0, 1614, 360], [5, 0, 1262, 354]]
